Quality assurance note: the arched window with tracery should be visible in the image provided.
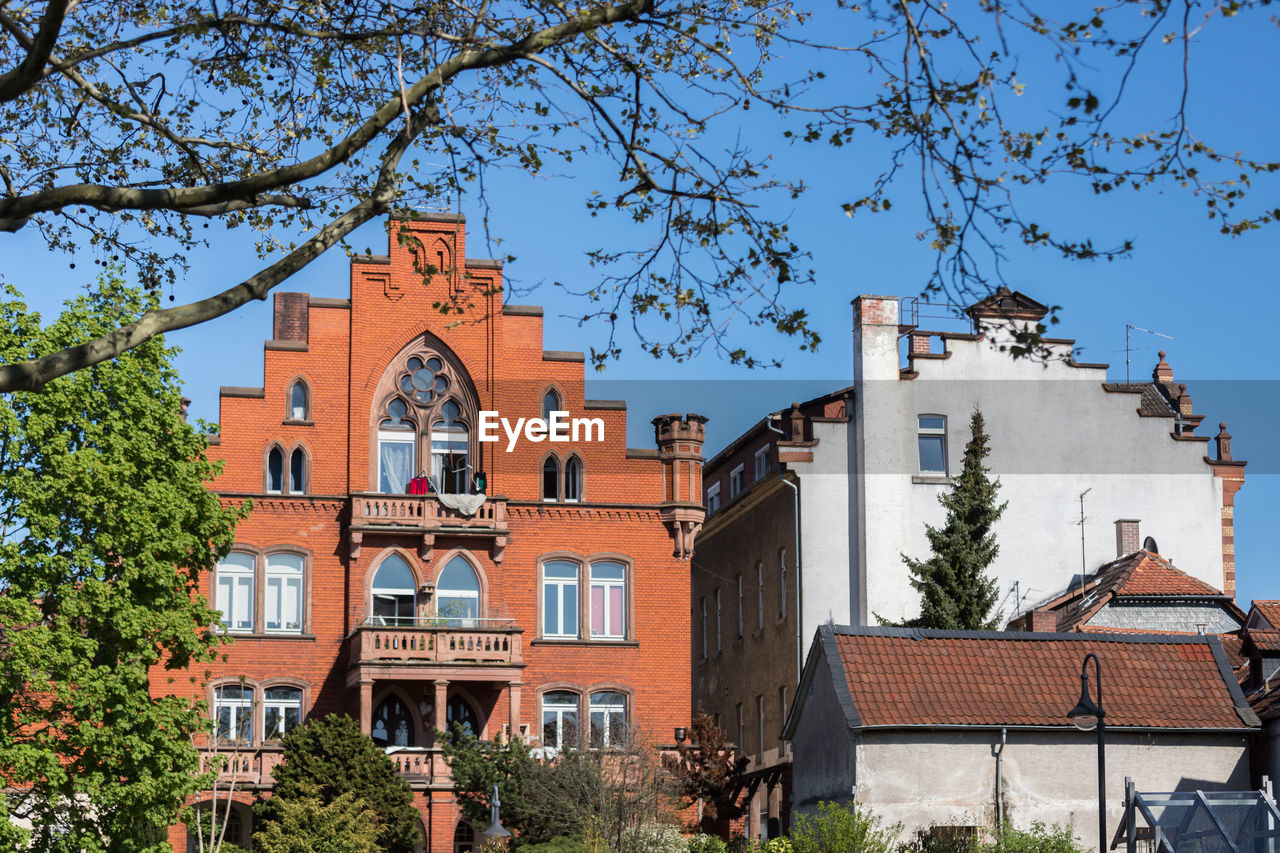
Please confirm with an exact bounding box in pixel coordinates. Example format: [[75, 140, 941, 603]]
[[375, 350, 477, 495]]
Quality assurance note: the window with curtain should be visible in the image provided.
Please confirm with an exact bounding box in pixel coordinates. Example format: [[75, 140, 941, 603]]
[[541, 691, 578, 750], [589, 691, 626, 749], [265, 553, 303, 633], [431, 400, 469, 494], [370, 554, 417, 626], [436, 555, 479, 624], [215, 552, 255, 633], [263, 686, 303, 741], [589, 561, 625, 640], [542, 560, 579, 638], [378, 399, 415, 493]]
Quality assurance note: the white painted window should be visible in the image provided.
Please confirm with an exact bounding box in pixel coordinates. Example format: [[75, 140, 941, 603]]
[[918, 414, 948, 475], [371, 553, 417, 626], [564, 456, 583, 502], [589, 691, 626, 749], [289, 381, 308, 420], [706, 482, 721, 514], [754, 446, 770, 480], [437, 555, 480, 624], [263, 686, 303, 742], [729, 464, 745, 498], [431, 400, 470, 495], [215, 552, 255, 633], [543, 560, 579, 638], [214, 685, 253, 743], [264, 553, 303, 633], [266, 447, 283, 494], [542, 691, 579, 750], [590, 561, 626, 639]]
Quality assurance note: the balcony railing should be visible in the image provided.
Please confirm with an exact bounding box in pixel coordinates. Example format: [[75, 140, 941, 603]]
[[198, 746, 451, 787], [349, 493, 508, 531], [349, 617, 523, 666]]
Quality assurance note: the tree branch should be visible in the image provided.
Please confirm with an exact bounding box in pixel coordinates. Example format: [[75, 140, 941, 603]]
[[0, 0, 69, 102]]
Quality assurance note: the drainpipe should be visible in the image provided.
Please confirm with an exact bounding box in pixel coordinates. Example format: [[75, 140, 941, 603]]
[[766, 416, 803, 683], [992, 727, 1007, 829]]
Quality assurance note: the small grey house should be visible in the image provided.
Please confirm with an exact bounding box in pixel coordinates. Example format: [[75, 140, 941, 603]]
[[782, 627, 1258, 852]]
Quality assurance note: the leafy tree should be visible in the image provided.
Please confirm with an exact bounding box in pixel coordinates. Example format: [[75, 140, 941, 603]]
[[252, 784, 381, 853], [0, 1, 1275, 390], [0, 270, 244, 851], [255, 714, 422, 853], [440, 728, 558, 844], [663, 712, 748, 822], [789, 802, 900, 853], [901, 409, 1007, 630]]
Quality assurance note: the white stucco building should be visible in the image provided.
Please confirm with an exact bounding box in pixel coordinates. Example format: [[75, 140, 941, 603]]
[[691, 289, 1246, 836]]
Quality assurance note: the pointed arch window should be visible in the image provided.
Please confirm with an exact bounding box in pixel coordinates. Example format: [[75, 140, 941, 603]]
[[542, 456, 560, 502], [289, 448, 307, 494], [542, 389, 562, 422], [289, 380, 309, 421], [436, 556, 480, 625], [378, 398, 416, 494], [564, 456, 582, 503], [267, 447, 284, 493], [372, 694, 415, 747], [371, 554, 417, 627], [431, 400, 470, 494]]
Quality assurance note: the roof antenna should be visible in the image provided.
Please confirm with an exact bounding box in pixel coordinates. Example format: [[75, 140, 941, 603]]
[[1124, 323, 1174, 384], [1076, 488, 1092, 596]]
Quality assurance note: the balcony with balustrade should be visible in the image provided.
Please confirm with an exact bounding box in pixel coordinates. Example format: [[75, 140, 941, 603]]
[[197, 745, 454, 790], [347, 492, 510, 562]]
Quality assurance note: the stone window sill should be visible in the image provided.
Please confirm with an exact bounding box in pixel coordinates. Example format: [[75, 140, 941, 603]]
[[912, 475, 953, 485], [283, 418, 315, 427]]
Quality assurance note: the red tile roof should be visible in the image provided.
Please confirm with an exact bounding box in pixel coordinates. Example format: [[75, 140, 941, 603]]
[[1251, 602, 1280, 630], [808, 627, 1255, 732], [1247, 630, 1280, 653], [1041, 551, 1238, 632]]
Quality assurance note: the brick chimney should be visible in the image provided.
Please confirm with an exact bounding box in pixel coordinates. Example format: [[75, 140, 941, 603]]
[[852, 295, 900, 383], [1028, 609, 1058, 632], [1115, 519, 1140, 557], [273, 292, 309, 343]]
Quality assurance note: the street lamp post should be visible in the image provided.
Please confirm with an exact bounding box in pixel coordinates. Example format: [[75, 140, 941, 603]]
[[1066, 652, 1107, 853]]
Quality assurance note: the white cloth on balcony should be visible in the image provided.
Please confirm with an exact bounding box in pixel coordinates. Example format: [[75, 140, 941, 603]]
[[437, 492, 486, 516]]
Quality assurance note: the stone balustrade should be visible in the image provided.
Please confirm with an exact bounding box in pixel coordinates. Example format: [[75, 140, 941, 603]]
[[350, 620, 523, 666]]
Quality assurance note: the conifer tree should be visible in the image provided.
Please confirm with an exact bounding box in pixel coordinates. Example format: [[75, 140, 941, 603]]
[[902, 408, 1007, 630]]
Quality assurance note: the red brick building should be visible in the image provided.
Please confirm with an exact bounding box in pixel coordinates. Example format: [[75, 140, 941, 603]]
[[168, 213, 705, 851]]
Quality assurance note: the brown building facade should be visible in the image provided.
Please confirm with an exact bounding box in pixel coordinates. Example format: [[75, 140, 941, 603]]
[[166, 213, 705, 852]]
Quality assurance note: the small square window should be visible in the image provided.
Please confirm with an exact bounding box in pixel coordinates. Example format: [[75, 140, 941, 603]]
[[729, 464, 744, 498], [917, 415, 947, 475]]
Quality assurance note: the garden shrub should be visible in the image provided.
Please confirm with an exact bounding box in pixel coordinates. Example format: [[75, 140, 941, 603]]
[[689, 834, 730, 853], [790, 802, 900, 853], [618, 822, 687, 853]]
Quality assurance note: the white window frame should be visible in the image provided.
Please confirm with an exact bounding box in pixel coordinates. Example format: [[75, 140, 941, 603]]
[[588, 691, 627, 750], [729, 464, 745, 498], [542, 561, 579, 639], [215, 553, 255, 633], [264, 553, 304, 634], [706, 482, 721, 514], [262, 686, 303, 742], [589, 562, 626, 640], [917, 414, 948, 475], [377, 430, 416, 494], [289, 380, 309, 421], [214, 685, 254, 744], [542, 691, 579, 751], [754, 446, 770, 481]]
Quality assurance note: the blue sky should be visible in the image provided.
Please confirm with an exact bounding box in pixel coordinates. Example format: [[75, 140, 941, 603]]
[[5, 4, 1278, 606]]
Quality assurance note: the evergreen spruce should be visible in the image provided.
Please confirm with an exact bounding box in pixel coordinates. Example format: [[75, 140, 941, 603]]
[[902, 408, 1007, 630], [255, 715, 422, 853]]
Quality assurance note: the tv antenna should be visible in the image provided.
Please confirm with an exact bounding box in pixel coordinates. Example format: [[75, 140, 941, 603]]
[[1076, 488, 1092, 598], [1123, 323, 1174, 384]]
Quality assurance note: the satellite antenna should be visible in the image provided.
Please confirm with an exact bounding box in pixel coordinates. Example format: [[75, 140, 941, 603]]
[[1124, 323, 1174, 384]]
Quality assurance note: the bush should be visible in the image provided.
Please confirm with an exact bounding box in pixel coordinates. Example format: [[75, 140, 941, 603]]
[[689, 834, 729, 853], [519, 836, 590, 853], [618, 823, 687, 853], [765, 839, 794, 853], [899, 826, 981, 853], [790, 802, 900, 853], [988, 823, 1084, 853]]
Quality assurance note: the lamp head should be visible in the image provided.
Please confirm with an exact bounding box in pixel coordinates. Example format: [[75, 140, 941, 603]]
[[674, 726, 688, 744], [1066, 672, 1104, 731]]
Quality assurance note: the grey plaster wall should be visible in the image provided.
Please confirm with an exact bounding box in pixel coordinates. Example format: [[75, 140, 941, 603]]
[[789, 647, 857, 810]]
